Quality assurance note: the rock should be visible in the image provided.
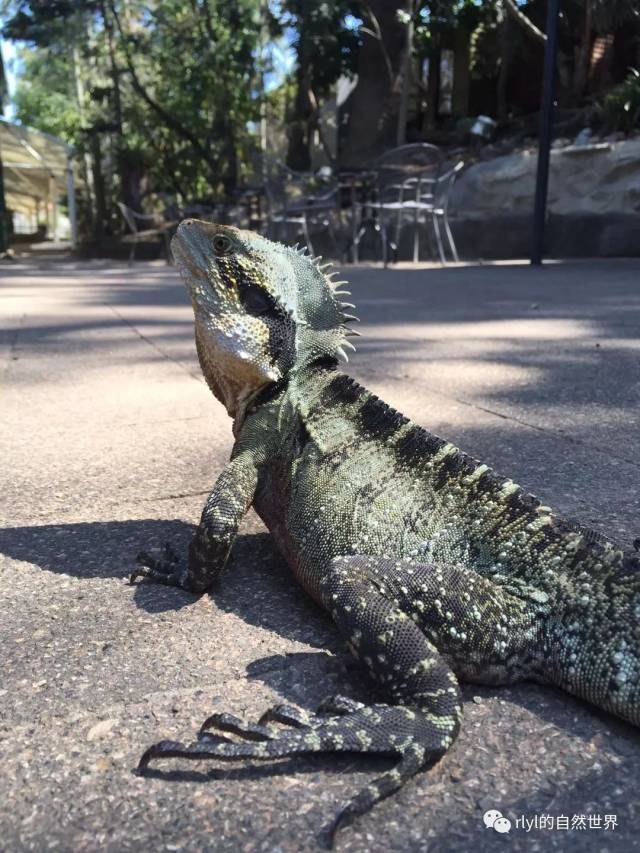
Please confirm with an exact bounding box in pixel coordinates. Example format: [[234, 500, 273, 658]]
[[451, 138, 640, 219], [87, 719, 116, 741]]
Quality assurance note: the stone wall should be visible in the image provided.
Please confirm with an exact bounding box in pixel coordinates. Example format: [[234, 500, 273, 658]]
[[449, 138, 640, 259]]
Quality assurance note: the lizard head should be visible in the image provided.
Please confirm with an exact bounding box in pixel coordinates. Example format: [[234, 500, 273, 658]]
[[171, 219, 358, 419]]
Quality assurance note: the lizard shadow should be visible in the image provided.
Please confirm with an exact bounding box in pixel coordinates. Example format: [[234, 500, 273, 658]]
[[0, 519, 338, 644], [3, 519, 637, 757], [139, 751, 393, 786], [0, 518, 194, 582], [0, 518, 197, 614], [4, 519, 639, 849], [421, 757, 640, 853], [479, 680, 640, 751]]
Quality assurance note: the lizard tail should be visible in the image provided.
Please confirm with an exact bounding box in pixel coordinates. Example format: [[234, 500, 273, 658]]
[[546, 557, 640, 727]]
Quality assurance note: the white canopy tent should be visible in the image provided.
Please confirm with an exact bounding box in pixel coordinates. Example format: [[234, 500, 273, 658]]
[[0, 118, 77, 247]]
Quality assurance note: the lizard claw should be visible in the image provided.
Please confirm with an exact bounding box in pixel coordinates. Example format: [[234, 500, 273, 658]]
[[136, 697, 454, 843], [129, 542, 185, 587]]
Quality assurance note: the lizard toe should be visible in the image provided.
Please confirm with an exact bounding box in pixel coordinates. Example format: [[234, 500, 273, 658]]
[[199, 712, 276, 742], [257, 703, 313, 728], [129, 543, 186, 587], [137, 701, 457, 841], [317, 694, 366, 716]]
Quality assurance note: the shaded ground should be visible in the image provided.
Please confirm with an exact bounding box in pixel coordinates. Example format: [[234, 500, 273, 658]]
[[1, 256, 639, 852]]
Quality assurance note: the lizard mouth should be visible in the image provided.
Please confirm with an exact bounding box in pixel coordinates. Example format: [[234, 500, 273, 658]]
[[171, 219, 208, 275], [171, 218, 230, 277]]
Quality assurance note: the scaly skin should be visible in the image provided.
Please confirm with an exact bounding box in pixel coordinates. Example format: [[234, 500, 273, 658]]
[[131, 220, 639, 843]]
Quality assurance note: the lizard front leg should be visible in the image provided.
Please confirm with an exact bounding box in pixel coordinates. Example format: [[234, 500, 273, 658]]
[[137, 555, 464, 841], [130, 452, 259, 593], [137, 555, 548, 841]]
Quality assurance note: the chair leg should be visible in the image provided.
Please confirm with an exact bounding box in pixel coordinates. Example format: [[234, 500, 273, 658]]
[[326, 213, 340, 261], [302, 213, 314, 256], [380, 218, 389, 267], [129, 235, 136, 266], [412, 209, 420, 263], [432, 214, 446, 265], [163, 231, 172, 264], [353, 212, 370, 265], [444, 214, 460, 263], [351, 205, 360, 263], [394, 210, 402, 255]]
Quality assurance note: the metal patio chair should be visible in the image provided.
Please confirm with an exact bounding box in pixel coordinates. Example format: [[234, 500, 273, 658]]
[[352, 143, 463, 266], [117, 202, 174, 265], [351, 143, 443, 264], [419, 160, 464, 264], [262, 156, 340, 257]]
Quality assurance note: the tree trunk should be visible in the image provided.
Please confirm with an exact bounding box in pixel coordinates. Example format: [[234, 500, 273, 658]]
[[286, 14, 313, 172], [396, 0, 414, 146], [101, 1, 151, 210], [452, 28, 471, 118], [89, 133, 107, 241], [425, 41, 440, 130], [497, 13, 513, 121], [69, 33, 96, 232], [339, 0, 406, 166], [573, 0, 593, 101]]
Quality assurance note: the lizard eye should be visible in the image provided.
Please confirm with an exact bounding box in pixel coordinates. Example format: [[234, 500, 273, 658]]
[[213, 234, 233, 256]]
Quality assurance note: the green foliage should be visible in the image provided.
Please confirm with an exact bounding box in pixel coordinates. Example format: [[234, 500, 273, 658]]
[[2, 0, 268, 213], [414, 0, 483, 58], [12, 46, 80, 140], [282, 0, 360, 96], [115, 0, 264, 196], [599, 69, 640, 133], [1, 0, 99, 46]]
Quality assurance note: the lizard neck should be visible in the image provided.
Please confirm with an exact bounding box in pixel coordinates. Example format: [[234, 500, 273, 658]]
[[195, 323, 277, 424], [236, 358, 340, 433]]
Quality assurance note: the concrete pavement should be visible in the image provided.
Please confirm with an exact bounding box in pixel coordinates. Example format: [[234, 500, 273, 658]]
[[1, 256, 639, 852]]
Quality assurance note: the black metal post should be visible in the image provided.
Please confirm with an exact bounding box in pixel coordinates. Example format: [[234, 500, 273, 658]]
[[531, 0, 560, 266]]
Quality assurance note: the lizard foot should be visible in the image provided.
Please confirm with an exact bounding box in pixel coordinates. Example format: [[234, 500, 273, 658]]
[[137, 696, 454, 844], [129, 542, 184, 587]]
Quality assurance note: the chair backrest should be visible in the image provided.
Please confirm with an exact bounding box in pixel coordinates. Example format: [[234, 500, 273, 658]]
[[372, 143, 443, 204], [117, 201, 158, 233], [432, 160, 465, 213], [261, 154, 336, 214], [117, 201, 138, 234], [261, 156, 304, 212]]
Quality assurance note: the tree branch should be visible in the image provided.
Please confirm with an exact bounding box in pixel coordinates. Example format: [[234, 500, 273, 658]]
[[307, 86, 336, 168], [107, 0, 215, 170], [503, 0, 547, 43], [359, 1, 396, 86]]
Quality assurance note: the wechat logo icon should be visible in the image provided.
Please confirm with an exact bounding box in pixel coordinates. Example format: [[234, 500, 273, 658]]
[[484, 809, 512, 834]]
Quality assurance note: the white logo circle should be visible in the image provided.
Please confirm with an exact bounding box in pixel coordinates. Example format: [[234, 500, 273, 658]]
[[494, 816, 512, 833], [483, 809, 512, 833], [483, 809, 502, 828]]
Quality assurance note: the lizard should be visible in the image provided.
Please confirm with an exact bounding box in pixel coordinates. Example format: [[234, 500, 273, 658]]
[[130, 218, 640, 842]]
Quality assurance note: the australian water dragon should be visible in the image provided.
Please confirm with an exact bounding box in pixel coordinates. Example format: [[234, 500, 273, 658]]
[[131, 220, 639, 841]]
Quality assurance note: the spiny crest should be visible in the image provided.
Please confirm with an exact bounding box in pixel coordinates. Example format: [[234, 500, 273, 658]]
[[283, 242, 361, 367]]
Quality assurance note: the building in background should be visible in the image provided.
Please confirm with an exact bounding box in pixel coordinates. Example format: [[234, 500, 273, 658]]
[[0, 118, 77, 246]]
